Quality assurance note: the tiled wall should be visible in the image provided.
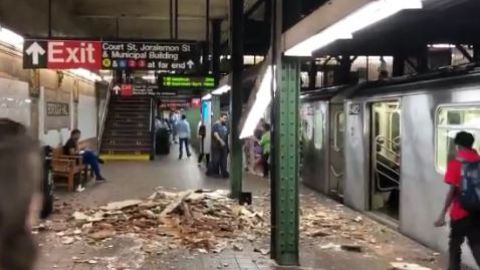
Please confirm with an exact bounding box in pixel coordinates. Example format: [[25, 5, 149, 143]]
[[0, 44, 98, 148]]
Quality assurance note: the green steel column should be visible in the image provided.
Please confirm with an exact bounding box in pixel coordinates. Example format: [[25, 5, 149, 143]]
[[229, 0, 244, 199], [273, 57, 300, 266]]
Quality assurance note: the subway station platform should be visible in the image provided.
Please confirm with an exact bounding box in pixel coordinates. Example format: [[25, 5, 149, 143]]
[[35, 147, 444, 270]]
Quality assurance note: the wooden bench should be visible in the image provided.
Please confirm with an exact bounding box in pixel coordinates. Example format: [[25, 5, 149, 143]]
[[51, 148, 92, 192]]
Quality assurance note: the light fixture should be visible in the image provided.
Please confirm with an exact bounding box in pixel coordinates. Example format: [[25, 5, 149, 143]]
[[428, 44, 455, 49], [69, 68, 102, 82], [212, 85, 231, 95], [240, 65, 275, 139], [285, 0, 423, 57], [202, 94, 212, 101], [0, 25, 24, 50], [24, 99, 32, 104]]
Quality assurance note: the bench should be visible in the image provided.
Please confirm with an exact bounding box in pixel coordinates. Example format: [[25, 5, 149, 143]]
[[51, 148, 92, 192]]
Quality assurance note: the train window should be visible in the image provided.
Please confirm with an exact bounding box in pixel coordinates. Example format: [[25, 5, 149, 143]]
[[436, 106, 480, 172], [314, 109, 324, 149], [334, 112, 345, 151]]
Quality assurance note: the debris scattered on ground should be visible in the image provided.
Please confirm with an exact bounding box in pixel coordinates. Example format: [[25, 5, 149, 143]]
[[390, 262, 432, 270], [44, 188, 268, 254]]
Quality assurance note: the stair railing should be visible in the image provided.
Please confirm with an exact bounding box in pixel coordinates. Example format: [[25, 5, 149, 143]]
[[149, 97, 156, 160], [97, 84, 112, 151]]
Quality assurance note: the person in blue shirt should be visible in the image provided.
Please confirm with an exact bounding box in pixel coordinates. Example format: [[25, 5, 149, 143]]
[[175, 114, 191, 159]]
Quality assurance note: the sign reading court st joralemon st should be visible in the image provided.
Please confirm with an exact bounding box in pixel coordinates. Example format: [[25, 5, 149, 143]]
[[23, 39, 201, 72]]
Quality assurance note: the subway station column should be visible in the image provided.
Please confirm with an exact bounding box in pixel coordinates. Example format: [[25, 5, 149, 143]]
[[271, 0, 300, 265], [229, 0, 244, 199], [272, 58, 300, 266], [28, 70, 41, 139]]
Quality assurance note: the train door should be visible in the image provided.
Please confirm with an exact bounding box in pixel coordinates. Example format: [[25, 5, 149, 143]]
[[329, 104, 345, 200], [369, 101, 401, 220]]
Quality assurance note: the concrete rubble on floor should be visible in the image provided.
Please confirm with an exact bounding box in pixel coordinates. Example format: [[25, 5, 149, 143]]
[[34, 186, 444, 270]]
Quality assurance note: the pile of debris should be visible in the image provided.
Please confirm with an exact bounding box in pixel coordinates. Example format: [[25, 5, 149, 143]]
[[46, 189, 268, 254]]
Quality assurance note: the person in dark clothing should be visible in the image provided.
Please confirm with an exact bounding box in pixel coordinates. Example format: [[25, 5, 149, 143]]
[[0, 119, 41, 270], [64, 129, 106, 183], [259, 123, 271, 178], [435, 131, 480, 270], [197, 121, 210, 167], [207, 114, 229, 178]]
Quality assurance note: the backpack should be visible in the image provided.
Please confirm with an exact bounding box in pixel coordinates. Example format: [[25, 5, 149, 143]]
[[458, 159, 480, 213]]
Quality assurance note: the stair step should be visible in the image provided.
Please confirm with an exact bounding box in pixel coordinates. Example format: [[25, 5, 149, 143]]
[[106, 122, 149, 128], [103, 131, 151, 136], [102, 138, 151, 144], [101, 147, 152, 153], [102, 144, 151, 150], [110, 107, 149, 111]]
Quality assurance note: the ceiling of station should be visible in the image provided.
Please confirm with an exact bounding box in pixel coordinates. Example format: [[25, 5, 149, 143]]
[[314, 0, 480, 56], [72, 0, 230, 40]]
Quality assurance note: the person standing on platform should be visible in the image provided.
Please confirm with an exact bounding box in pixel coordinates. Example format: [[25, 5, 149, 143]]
[[259, 123, 271, 178], [434, 131, 480, 270], [176, 115, 191, 159], [169, 112, 179, 144], [208, 114, 229, 178], [197, 120, 210, 167]]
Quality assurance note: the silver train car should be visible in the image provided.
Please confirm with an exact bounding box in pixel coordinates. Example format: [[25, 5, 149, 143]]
[[300, 68, 480, 268]]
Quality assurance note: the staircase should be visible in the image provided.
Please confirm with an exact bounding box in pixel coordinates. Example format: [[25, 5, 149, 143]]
[[100, 95, 152, 161]]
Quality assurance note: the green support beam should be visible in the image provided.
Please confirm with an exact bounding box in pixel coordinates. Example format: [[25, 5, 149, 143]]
[[272, 57, 300, 266]]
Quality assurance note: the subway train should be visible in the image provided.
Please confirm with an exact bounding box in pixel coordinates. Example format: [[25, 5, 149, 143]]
[[300, 66, 480, 263]]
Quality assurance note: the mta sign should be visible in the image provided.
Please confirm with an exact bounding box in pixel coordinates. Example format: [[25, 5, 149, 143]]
[[23, 39, 201, 72]]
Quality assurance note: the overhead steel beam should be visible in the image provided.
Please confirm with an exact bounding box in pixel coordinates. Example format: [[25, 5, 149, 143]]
[[76, 15, 207, 21], [245, 0, 265, 18], [455, 44, 474, 63], [73, 0, 228, 18], [282, 0, 374, 52]]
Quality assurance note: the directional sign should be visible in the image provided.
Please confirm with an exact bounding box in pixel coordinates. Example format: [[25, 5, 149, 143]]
[[101, 41, 201, 71], [23, 39, 201, 72], [159, 75, 216, 89]]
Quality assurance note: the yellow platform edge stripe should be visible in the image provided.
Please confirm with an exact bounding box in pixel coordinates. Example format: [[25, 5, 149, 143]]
[[100, 154, 150, 161]]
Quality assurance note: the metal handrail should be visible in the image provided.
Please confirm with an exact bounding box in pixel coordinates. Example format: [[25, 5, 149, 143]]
[[330, 165, 344, 178], [149, 97, 156, 160], [376, 135, 400, 148], [97, 84, 112, 151], [377, 159, 400, 177], [375, 170, 400, 192]]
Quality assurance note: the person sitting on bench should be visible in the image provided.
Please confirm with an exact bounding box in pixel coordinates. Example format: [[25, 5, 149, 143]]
[[63, 129, 106, 183]]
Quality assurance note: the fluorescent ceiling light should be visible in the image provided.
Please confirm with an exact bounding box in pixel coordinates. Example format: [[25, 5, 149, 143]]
[[0, 26, 24, 50], [428, 44, 455, 49], [202, 94, 212, 101], [212, 85, 231, 95], [240, 66, 276, 139], [285, 0, 423, 57], [70, 68, 102, 82]]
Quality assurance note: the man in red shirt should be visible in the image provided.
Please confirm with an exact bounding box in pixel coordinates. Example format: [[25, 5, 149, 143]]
[[435, 131, 480, 270]]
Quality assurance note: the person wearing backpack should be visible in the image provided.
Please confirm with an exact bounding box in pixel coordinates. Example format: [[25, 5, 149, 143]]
[[435, 131, 480, 270]]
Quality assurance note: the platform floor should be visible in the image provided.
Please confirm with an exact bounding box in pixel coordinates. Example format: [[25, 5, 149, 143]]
[[35, 146, 446, 270]]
